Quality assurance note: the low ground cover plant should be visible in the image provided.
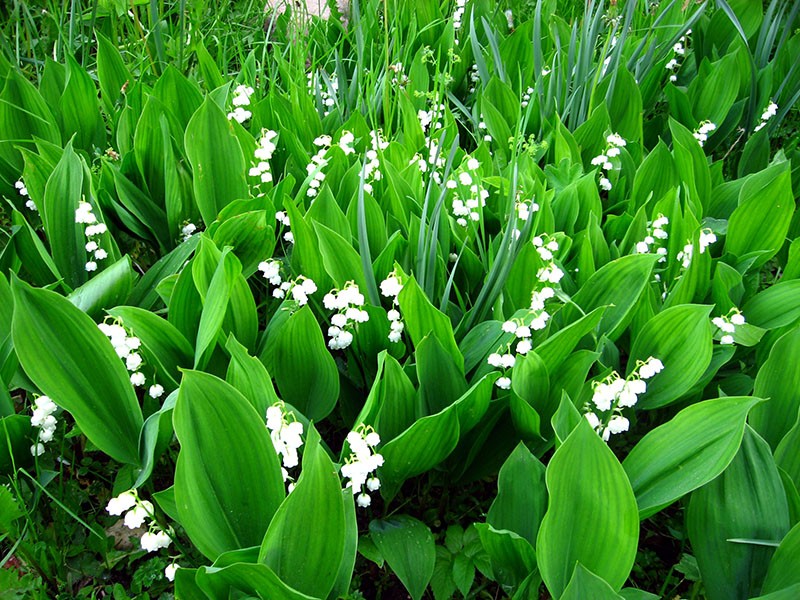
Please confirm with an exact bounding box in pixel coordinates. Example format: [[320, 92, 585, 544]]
[[1, 0, 800, 598]]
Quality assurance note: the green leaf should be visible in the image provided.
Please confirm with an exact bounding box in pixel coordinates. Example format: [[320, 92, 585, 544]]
[[184, 98, 248, 225], [487, 443, 547, 546], [630, 305, 713, 409], [0, 415, 34, 475], [569, 254, 657, 341], [687, 427, 790, 600], [267, 305, 339, 421], [379, 407, 460, 501], [743, 281, 800, 331], [11, 277, 142, 465], [562, 563, 625, 600], [225, 335, 279, 418], [537, 420, 638, 596], [727, 163, 794, 267], [194, 247, 240, 368], [623, 396, 761, 519], [259, 426, 346, 599], [417, 334, 467, 415], [67, 256, 134, 319], [174, 371, 284, 560], [397, 276, 463, 370], [370, 515, 436, 600], [313, 220, 368, 293], [41, 141, 87, 288], [751, 326, 800, 449], [761, 522, 800, 594], [194, 562, 316, 599], [474, 524, 537, 590]]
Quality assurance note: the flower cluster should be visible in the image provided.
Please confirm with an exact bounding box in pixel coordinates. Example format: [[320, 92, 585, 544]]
[[248, 129, 278, 185], [515, 192, 539, 223], [591, 133, 626, 191], [754, 101, 778, 133], [468, 64, 479, 94], [449, 157, 489, 227], [265, 402, 304, 491], [257, 259, 317, 305], [30, 395, 58, 457], [388, 62, 408, 88], [676, 228, 717, 269], [584, 357, 664, 441], [665, 30, 690, 82], [341, 426, 383, 508], [693, 121, 716, 147], [227, 84, 255, 123], [98, 321, 163, 395], [712, 309, 746, 345], [273, 210, 293, 245], [75, 200, 108, 272], [15, 179, 36, 211], [324, 283, 369, 350], [362, 130, 389, 194], [180, 222, 198, 242], [453, 0, 466, 36], [306, 135, 331, 198], [106, 490, 172, 553], [634, 214, 669, 263], [478, 116, 492, 142], [521, 86, 534, 108], [380, 272, 404, 343], [534, 235, 564, 285], [307, 70, 338, 117]]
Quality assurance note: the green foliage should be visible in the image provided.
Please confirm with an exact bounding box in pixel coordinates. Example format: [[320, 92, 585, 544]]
[[1, 0, 799, 597]]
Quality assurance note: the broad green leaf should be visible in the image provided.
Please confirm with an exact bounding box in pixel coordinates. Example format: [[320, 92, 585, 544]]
[[11, 277, 142, 465], [689, 52, 740, 126], [476, 523, 538, 590], [743, 280, 800, 331], [569, 254, 657, 341], [269, 305, 339, 421], [60, 56, 104, 152], [562, 563, 625, 600], [194, 247, 240, 368], [184, 98, 248, 225], [194, 562, 316, 599], [761, 522, 800, 594], [127, 235, 199, 310], [174, 371, 284, 560], [41, 141, 87, 288], [537, 420, 638, 596], [398, 276, 463, 370], [370, 515, 435, 600], [417, 334, 467, 415], [687, 427, 790, 600], [67, 256, 134, 319], [775, 409, 800, 494], [225, 335, 279, 418], [487, 443, 546, 547], [260, 427, 346, 599], [379, 408, 460, 501], [750, 326, 800, 449], [313, 220, 369, 293], [727, 163, 794, 267], [623, 396, 761, 519], [536, 306, 605, 372], [0, 71, 60, 172], [212, 210, 274, 277], [96, 31, 130, 117], [0, 415, 34, 475], [630, 305, 713, 409]]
